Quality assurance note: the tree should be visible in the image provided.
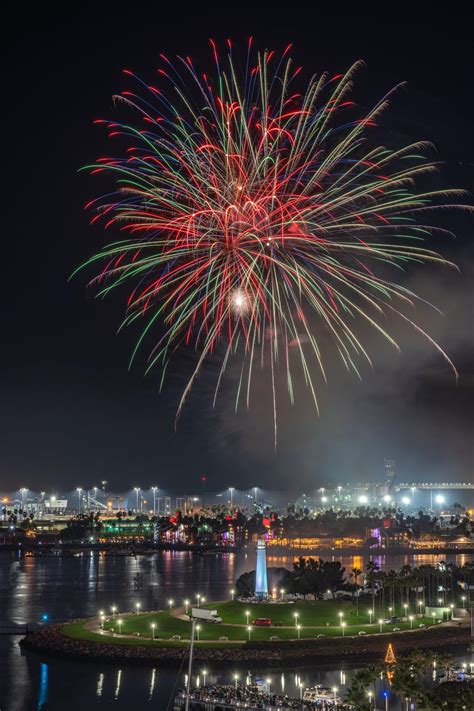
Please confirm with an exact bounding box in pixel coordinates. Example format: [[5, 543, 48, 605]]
[[350, 567, 362, 615]]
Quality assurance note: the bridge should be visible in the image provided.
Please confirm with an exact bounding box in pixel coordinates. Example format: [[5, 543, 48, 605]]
[[394, 482, 473, 492]]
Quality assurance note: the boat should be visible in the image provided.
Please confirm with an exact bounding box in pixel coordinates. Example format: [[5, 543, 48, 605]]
[[303, 685, 343, 705]]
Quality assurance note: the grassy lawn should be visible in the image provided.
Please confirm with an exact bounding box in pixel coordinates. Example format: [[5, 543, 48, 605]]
[[95, 605, 436, 643], [207, 599, 366, 626]]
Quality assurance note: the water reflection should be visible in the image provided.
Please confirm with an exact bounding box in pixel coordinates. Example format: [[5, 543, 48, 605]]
[[37, 662, 48, 709]]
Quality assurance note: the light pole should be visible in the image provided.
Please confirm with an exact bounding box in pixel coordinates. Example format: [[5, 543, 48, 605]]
[[135, 602, 141, 614], [134, 487, 140, 512], [449, 603, 454, 620], [152, 487, 158, 515], [169, 598, 174, 611], [462, 595, 466, 608], [196, 625, 201, 641], [409, 615, 414, 630], [234, 674, 239, 690], [379, 618, 384, 633], [245, 610, 250, 625], [202, 669, 207, 687], [247, 625, 252, 641], [117, 619, 123, 634], [184, 599, 190, 615], [266, 678, 271, 695], [77, 487, 82, 513], [196, 594, 201, 608], [294, 612, 299, 629], [297, 624, 301, 639], [230, 589, 235, 601], [111, 605, 117, 620], [369, 609, 373, 624], [332, 687, 338, 706], [280, 588, 285, 601], [341, 621, 346, 637], [151, 622, 156, 641]]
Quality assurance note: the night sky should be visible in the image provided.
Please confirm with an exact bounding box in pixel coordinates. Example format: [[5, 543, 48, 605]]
[[3, 11, 473, 493]]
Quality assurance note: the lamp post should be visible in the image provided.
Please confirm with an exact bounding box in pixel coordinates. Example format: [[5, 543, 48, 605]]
[[409, 615, 414, 630], [117, 619, 123, 634], [151, 622, 156, 641], [332, 687, 338, 706], [245, 610, 250, 625], [202, 669, 207, 687], [297, 624, 301, 640], [196, 625, 201, 641], [151, 486, 158, 515], [280, 588, 285, 601], [247, 625, 252, 641], [230, 589, 235, 601], [449, 603, 454, 620], [234, 674, 239, 690], [294, 612, 299, 629], [379, 618, 384, 633], [184, 599, 190, 615], [111, 605, 117, 620], [196, 594, 201, 608], [369, 609, 373, 624], [462, 595, 466, 609], [169, 598, 174, 611], [99, 614, 105, 630], [135, 602, 141, 614], [266, 678, 271, 696], [341, 621, 346, 637]]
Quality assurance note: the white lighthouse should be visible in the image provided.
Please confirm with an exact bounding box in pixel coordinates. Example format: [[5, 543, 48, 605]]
[[255, 538, 268, 599]]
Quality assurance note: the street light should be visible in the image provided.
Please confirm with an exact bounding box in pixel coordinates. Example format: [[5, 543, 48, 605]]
[[151, 622, 156, 640], [297, 624, 301, 639], [134, 487, 141, 512], [151, 486, 158, 515], [117, 619, 123, 634], [247, 625, 252, 640], [168, 598, 174, 611], [196, 594, 201, 607], [449, 603, 454, 620], [184, 599, 190, 615], [341, 621, 346, 637], [280, 588, 285, 601], [196, 625, 201, 641], [332, 687, 338, 706], [233, 674, 239, 690], [111, 605, 117, 620], [135, 602, 141, 614], [266, 678, 271, 695], [462, 596, 466, 608], [230, 589, 235, 601], [378, 618, 384, 633], [409, 615, 414, 630], [202, 669, 207, 687], [245, 610, 250, 625], [294, 612, 299, 628], [368, 609, 373, 624]]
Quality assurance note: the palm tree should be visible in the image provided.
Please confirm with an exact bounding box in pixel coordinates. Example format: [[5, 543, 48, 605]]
[[351, 567, 362, 616], [366, 561, 379, 616]]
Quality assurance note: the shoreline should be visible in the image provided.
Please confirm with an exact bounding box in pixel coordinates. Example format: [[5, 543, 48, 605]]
[[20, 621, 472, 669]]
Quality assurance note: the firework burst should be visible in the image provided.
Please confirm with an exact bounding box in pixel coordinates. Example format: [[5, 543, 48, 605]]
[[74, 40, 469, 440]]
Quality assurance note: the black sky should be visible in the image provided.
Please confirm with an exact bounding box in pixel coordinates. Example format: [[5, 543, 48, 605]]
[[2, 10, 473, 493]]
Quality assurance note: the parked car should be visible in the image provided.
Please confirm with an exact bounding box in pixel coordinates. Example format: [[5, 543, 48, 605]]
[[270, 635, 280, 641], [358, 631, 366, 635], [252, 618, 272, 627], [392, 627, 401, 632]]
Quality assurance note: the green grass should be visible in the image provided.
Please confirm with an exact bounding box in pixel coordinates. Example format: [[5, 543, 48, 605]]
[[58, 600, 439, 649]]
